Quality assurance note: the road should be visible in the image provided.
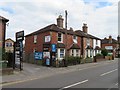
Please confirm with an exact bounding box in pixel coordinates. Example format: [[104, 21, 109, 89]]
[[2, 59, 119, 90]]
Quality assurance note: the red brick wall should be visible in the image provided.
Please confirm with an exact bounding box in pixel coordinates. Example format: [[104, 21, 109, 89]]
[[102, 44, 117, 49], [51, 32, 81, 49], [25, 31, 82, 54], [51, 32, 57, 44], [66, 34, 73, 49], [25, 31, 50, 54], [102, 43, 118, 57], [0, 20, 6, 48]]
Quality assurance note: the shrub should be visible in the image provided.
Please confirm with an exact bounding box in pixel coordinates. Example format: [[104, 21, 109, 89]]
[[67, 56, 81, 65], [96, 53, 103, 56], [101, 49, 108, 56], [85, 57, 93, 63]]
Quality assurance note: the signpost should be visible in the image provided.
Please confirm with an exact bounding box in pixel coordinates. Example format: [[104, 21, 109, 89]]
[[14, 30, 24, 70]]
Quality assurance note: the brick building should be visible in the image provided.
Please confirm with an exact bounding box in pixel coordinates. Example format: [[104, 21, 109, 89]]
[[5, 38, 14, 53], [0, 16, 9, 49], [25, 15, 101, 65], [101, 35, 118, 57]]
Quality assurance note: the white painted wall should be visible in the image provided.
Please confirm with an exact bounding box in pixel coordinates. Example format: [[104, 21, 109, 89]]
[[93, 39, 101, 56]]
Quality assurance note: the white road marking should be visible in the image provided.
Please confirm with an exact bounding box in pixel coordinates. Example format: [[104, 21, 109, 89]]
[[59, 79, 88, 90], [107, 83, 118, 90], [100, 69, 118, 76]]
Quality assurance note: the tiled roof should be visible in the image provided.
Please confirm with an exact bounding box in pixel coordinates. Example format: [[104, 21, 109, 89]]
[[75, 30, 101, 40], [0, 16, 9, 22], [86, 46, 93, 49], [69, 44, 80, 49], [94, 46, 101, 50], [5, 38, 14, 42], [25, 24, 101, 40], [101, 38, 117, 44]]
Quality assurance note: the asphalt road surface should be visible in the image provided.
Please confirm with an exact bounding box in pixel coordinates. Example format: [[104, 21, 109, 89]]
[[2, 59, 119, 90]]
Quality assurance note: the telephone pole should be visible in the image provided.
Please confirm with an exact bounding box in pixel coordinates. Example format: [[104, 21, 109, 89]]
[[65, 10, 68, 67]]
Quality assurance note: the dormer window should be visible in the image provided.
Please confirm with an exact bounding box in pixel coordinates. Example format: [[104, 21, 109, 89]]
[[58, 33, 63, 43]]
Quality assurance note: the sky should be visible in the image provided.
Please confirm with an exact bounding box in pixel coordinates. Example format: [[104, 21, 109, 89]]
[[0, 0, 119, 41]]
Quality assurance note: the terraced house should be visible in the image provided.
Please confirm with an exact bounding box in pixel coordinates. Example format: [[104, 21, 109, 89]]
[[25, 15, 101, 66]]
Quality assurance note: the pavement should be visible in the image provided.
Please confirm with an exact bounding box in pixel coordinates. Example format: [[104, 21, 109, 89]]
[[1, 59, 118, 85]]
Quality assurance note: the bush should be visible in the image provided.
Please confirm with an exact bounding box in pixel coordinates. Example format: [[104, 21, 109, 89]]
[[96, 53, 103, 56], [85, 57, 93, 63], [101, 49, 108, 56], [67, 56, 81, 65]]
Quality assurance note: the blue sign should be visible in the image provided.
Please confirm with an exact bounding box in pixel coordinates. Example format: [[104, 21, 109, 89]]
[[52, 44, 56, 52], [34, 52, 43, 60]]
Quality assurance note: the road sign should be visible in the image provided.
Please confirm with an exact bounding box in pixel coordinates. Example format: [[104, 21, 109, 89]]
[[16, 31, 24, 41]]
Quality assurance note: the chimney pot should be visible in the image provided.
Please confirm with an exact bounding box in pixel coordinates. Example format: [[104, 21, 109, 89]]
[[82, 23, 88, 33], [57, 15, 64, 28]]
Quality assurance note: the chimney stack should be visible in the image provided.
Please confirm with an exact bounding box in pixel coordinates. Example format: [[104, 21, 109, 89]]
[[82, 23, 88, 33], [109, 35, 112, 43], [57, 15, 64, 28]]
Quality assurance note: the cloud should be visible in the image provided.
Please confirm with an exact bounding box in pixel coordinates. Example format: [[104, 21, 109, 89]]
[[0, 0, 118, 41]]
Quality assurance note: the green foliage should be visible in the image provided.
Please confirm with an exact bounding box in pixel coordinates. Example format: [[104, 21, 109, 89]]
[[101, 49, 108, 56], [85, 57, 93, 63], [67, 56, 81, 65], [96, 53, 103, 56]]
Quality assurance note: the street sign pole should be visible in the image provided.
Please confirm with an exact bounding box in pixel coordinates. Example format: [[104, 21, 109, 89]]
[[15, 30, 24, 71]]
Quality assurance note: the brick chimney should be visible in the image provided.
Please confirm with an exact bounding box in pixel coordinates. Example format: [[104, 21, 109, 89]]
[[57, 15, 64, 28], [82, 23, 88, 33], [109, 35, 112, 43]]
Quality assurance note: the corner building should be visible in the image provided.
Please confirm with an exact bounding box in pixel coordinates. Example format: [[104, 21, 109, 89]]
[[25, 15, 101, 66]]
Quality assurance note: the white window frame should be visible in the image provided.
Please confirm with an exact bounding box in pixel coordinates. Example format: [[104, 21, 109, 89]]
[[71, 49, 80, 57], [34, 35, 37, 44], [57, 33, 63, 43], [57, 48, 65, 60], [87, 38, 90, 46], [73, 35, 78, 43], [76, 49, 79, 56]]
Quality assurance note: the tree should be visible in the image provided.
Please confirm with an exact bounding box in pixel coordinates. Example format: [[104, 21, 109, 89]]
[[101, 49, 108, 57]]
